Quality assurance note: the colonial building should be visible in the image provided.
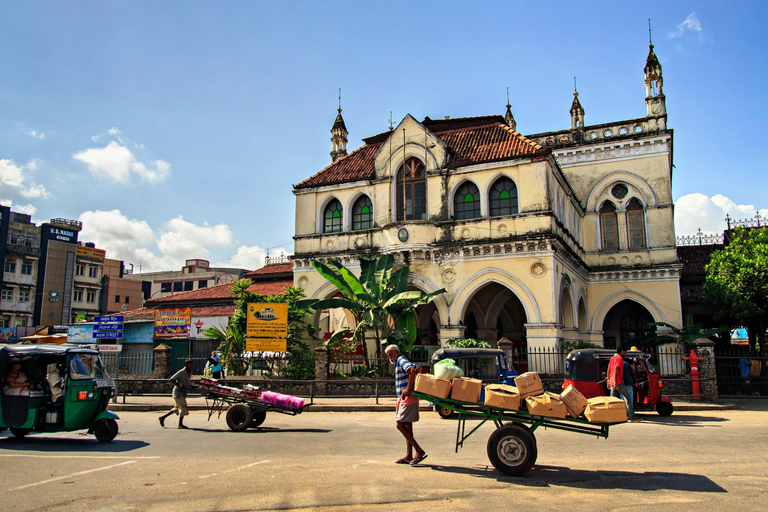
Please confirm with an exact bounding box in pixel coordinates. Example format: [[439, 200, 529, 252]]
[[292, 42, 682, 356]]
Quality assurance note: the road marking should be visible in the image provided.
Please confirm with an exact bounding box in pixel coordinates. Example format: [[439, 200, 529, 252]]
[[198, 460, 270, 479], [0, 454, 159, 459], [10, 460, 136, 491]]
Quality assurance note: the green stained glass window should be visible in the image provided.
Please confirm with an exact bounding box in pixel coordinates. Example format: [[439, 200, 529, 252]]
[[490, 178, 518, 216], [454, 182, 481, 220], [352, 195, 373, 230], [324, 199, 343, 233]]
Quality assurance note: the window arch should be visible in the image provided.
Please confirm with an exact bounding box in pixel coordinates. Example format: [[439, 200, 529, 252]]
[[600, 201, 619, 250], [453, 181, 481, 220], [625, 197, 646, 249], [323, 198, 343, 233], [352, 195, 373, 230], [396, 158, 427, 221], [489, 177, 518, 216]]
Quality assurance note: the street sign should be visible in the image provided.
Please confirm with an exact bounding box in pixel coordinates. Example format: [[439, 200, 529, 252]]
[[94, 315, 124, 323], [246, 303, 288, 338], [94, 323, 124, 331], [92, 331, 123, 339], [246, 339, 287, 352]]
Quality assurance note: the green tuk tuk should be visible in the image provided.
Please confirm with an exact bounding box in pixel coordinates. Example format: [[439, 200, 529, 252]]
[[0, 344, 119, 441]]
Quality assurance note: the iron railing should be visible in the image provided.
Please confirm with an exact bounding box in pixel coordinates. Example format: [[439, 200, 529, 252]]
[[714, 349, 767, 398]]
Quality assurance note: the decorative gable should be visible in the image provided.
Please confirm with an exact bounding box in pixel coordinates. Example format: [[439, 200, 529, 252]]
[[372, 114, 449, 180]]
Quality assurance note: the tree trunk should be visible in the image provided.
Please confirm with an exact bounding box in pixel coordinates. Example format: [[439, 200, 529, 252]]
[[759, 316, 766, 362], [748, 319, 758, 356], [360, 329, 370, 369]]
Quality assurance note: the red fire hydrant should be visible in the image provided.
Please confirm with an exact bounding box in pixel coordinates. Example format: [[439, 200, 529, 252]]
[[683, 349, 702, 400]]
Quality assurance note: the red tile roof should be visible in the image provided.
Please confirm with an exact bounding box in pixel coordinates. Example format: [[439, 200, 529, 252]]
[[124, 305, 237, 319], [677, 245, 723, 276], [144, 279, 294, 306], [295, 117, 546, 189], [243, 262, 293, 278]]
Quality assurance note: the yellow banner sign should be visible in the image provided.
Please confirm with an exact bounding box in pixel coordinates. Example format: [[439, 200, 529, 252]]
[[246, 338, 287, 353], [77, 245, 106, 261], [246, 303, 288, 338]]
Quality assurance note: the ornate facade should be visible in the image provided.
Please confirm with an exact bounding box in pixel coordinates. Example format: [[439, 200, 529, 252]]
[[292, 43, 682, 357]]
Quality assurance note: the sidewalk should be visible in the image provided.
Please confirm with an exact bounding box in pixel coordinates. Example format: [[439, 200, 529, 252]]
[[108, 394, 744, 413]]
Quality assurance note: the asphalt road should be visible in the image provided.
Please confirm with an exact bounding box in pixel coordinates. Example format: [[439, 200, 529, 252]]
[[1, 406, 767, 512]]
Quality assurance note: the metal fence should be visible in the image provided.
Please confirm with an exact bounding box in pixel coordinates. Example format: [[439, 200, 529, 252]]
[[715, 349, 768, 398]]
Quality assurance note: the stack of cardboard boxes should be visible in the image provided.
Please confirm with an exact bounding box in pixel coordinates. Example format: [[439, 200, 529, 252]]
[[414, 371, 627, 424]]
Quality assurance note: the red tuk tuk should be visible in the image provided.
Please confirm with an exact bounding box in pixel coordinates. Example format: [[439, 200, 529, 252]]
[[563, 349, 673, 416]]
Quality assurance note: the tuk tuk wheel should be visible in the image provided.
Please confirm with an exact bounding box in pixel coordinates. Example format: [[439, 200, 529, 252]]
[[10, 428, 31, 439], [436, 406, 455, 419], [94, 419, 119, 442], [226, 404, 253, 432], [250, 410, 267, 428], [656, 401, 674, 416], [487, 423, 537, 476]]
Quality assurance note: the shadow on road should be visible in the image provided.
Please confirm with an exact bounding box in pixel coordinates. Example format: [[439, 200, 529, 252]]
[[187, 427, 332, 434], [636, 414, 728, 426], [426, 463, 727, 492], [0, 436, 149, 452]]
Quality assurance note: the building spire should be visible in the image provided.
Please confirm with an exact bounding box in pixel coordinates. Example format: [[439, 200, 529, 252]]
[[644, 21, 666, 123], [570, 77, 585, 130], [504, 87, 517, 131], [330, 88, 348, 162]]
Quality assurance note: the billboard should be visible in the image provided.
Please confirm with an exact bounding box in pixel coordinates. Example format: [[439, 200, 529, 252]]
[[154, 308, 191, 338], [246, 303, 288, 338], [0, 327, 16, 342], [76, 245, 106, 262]]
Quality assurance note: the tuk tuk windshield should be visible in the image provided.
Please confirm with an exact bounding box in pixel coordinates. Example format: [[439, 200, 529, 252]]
[[69, 354, 109, 380]]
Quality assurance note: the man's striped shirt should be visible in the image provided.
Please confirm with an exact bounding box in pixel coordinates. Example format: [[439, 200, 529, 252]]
[[395, 355, 415, 396]]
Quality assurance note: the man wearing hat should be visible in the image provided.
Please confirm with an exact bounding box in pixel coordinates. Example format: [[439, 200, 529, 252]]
[[159, 359, 194, 429]]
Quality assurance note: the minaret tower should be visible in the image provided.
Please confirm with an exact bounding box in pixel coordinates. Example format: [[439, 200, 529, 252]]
[[644, 20, 667, 129], [504, 87, 517, 131], [570, 77, 585, 131], [330, 89, 348, 162]]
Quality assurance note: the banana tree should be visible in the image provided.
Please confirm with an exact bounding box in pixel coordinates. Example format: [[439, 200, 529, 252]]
[[296, 255, 445, 365]]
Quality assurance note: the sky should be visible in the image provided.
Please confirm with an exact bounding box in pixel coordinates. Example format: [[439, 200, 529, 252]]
[[1, 2, 767, 272]]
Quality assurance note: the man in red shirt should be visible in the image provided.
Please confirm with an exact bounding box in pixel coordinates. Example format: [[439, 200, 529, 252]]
[[607, 346, 639, 422]]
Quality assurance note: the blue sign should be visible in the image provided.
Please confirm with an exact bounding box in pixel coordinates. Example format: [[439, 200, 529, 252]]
[[93, 331, 124, 339], [94, 315, 124, 323], [95, 323, 124, 331]]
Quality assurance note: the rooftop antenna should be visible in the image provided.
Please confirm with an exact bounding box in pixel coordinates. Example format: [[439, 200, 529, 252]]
[[573, 77, 577, 93], [389, 111, 394, 131], [338, 88, 342, 113], [648, 18, 653, 47], [506, 87, 510, 108]]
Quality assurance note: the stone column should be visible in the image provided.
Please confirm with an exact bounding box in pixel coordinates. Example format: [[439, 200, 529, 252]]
[[314, 345, 330, 396], [153, 343, 172, 379], [438, 325, 466, 347], [694, 337, 718, 402], [475, 329, 498, 346]]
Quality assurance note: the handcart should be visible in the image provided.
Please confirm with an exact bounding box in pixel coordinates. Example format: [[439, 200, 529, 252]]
[[413, 391, 619, 476], [200, 388, 306, 432]]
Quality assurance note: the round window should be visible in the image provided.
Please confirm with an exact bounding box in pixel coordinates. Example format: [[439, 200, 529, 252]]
[[603, 129, 613, 137], [611, 184, 628, 199]]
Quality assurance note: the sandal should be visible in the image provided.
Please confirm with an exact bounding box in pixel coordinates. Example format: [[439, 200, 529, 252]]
[[395, 458, 412, 464]]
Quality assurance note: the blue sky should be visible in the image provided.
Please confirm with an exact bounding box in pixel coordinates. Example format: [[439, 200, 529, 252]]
[[1, 2, 766, 271]]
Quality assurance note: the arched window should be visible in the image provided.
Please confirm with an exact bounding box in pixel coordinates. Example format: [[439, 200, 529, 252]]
[[453, 182, 481, 220], [352, 195, 373, 230], [625, 198, 646, 249], [489, 177, 518, 216], [323, 199, 343, 233], [396, 158, 426, 221], [600, 201, 619, 250]]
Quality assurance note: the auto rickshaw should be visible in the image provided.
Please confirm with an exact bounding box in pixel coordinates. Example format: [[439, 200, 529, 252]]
[[0, 344, 119, 441], [563, 348, 673, 416], [431, 348, 519, 418]]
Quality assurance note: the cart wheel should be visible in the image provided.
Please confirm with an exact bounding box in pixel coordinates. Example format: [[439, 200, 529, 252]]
[[94, 419, 119, 442], [656, 401, 673, 416], [226, 404, 254, 432], [250, 411, 267, 428], [10, 428, 30, 439], [436, 406, 455, 419], [487, 423, 537, 476]]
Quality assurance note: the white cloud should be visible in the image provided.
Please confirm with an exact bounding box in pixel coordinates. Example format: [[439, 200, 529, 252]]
[[668, 13, 703, 40], [78, 210, 236, 272], [0, 200, 37, 215], [223, 246, 291, 270], [73, 141, 171, 184], [27, 130, 45, 140], [0, 159, 50, 199], [675, 193, 768, 235]]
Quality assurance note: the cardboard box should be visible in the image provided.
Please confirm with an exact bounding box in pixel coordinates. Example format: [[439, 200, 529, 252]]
[[559, 384, 589, 418], [583, 396, 628, 424], [525, 392, 567, 419], [484, 384, 521, 411], [450, 377, 483, 403], [414, 373, 451, 399], [514, 372, 544, 398]]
